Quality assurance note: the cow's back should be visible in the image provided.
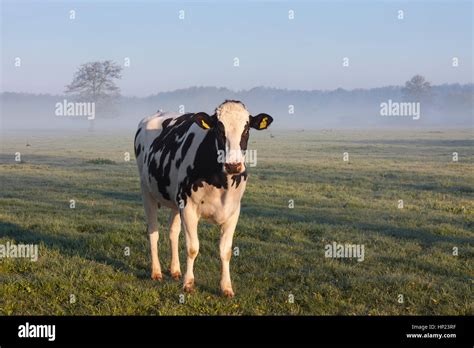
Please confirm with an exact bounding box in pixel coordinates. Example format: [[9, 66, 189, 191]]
[[134, 112, 182, 207]]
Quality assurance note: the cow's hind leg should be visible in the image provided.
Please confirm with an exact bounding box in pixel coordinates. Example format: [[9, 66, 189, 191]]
[[142, 187, 162, 281], [169, 210, 181, 280]]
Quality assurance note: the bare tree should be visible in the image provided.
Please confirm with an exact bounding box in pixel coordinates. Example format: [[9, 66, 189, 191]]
[[65, 61, 122, 131], [66, 60, 122, 101], [402, 75, 432, 101]]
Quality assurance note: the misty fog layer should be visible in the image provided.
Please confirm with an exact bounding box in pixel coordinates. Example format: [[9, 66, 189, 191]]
[[1, 84, 472, 130]]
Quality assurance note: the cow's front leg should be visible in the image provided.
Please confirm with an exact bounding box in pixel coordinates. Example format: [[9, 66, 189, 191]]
[[181, 207, 199, 292], [168, 210, 181, 280], [219, 205, 240, 298]]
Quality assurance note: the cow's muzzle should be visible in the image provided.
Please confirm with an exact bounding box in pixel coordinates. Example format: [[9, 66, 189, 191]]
[[224, 162, 244, 175]]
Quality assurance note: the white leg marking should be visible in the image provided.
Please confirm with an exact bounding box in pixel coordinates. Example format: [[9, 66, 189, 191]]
[[220, 205, 240, 298], [181, 207, 199, 292], [142, 187, 162, 280], [169, 210, 181, 280]]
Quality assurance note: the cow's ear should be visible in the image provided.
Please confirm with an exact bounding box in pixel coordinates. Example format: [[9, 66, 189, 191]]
[[250, 113, 273, 130], [194, 112, 214, 130]]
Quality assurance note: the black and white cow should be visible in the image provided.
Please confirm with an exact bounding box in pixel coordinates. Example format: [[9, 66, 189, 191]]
[[134, 100, 273, 297]]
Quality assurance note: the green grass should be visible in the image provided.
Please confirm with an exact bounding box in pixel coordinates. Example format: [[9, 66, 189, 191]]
[[0, 129, 472, 315]]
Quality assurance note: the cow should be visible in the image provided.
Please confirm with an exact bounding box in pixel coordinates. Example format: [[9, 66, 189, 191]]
[[134, 100, 273, 297]]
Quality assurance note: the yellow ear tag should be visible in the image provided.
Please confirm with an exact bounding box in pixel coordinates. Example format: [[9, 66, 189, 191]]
[[201, 120, 210, 129], [259, 117, 268, 129]]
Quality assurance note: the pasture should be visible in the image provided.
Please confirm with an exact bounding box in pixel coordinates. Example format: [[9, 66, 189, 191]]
[[0, 129, 472, 315]]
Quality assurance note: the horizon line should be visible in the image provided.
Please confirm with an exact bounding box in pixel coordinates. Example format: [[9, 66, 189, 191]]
[[1, 82, 473, 99]]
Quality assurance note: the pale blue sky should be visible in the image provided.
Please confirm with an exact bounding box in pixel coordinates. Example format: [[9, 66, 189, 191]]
[[1, 0, 472, 96]]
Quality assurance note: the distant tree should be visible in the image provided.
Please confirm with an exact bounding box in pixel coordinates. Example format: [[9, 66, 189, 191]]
[[65, 60, 122, 102], [65, 61, 122, 131], [402, 75, 432, 101]]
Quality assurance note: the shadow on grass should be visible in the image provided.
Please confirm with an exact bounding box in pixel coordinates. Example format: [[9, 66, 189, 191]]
[[0, 221, 144, 278], [0, 220, 237, 297], [377, 255, 470, 280]]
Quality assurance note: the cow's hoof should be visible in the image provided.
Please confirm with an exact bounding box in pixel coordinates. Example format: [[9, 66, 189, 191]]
[[222, 288, 235, 298], [183, 281, 195, 293], [171, 271, 182, 280], [151, 272, 163, 281]]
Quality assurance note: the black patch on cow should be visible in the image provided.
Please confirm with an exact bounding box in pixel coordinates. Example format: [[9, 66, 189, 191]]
[[176, 120, 227, 206], [162, 117, 173, 129], [215, 121, 226, 149], [175, 133, 195, 169], [240, 121, 250, 150], [146, 111, 249, 207], [148, 114, 192, 156], [147, 113, 199, 202], [231, 171, 248, 188], [134, 127, 142, 157], [148, 156, 171, 200]]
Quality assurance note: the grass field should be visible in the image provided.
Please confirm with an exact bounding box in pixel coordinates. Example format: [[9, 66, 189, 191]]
[[0, 129, 472, 315]]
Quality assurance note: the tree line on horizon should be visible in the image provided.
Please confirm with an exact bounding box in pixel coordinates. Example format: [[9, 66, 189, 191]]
[[1, 61, 472, 129]]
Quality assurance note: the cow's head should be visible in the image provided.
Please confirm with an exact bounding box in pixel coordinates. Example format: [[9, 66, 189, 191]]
[[194, 100, 273, 175]]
